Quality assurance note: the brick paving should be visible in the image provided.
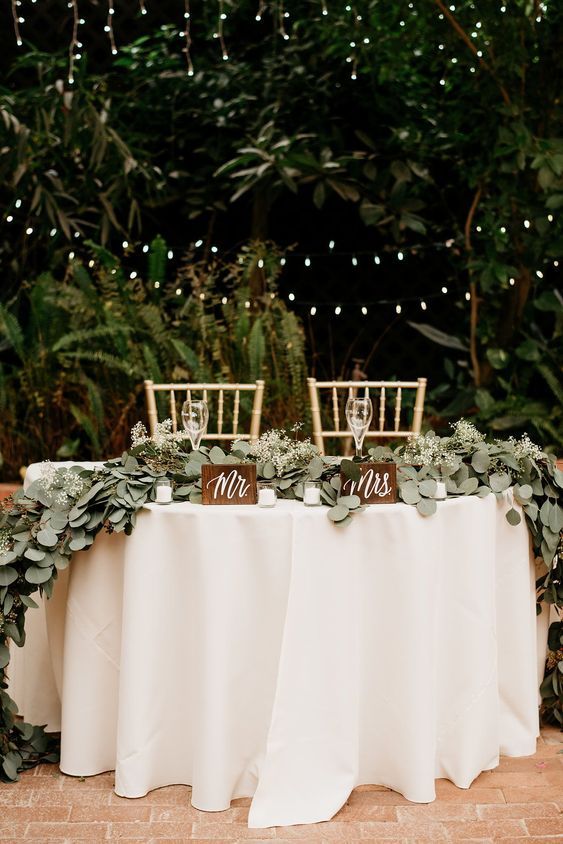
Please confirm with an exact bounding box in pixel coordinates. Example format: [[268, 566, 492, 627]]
[[0, 726, 561, 842]]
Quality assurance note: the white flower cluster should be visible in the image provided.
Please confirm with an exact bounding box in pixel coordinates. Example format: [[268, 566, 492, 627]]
[[449, 418, 485, 448], [402, 432, 458, 469], [247, 428, 318, 475], [38, 462, 89, 508], [0, 527, 12, 555], [504, 433, 545, 463], [131, 419, 187, 450]]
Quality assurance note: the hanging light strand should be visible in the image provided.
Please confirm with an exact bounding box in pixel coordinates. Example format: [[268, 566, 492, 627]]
[[138, 0, 147, 14], [183, 0, 194, 75], [278, 0, 288, 39], [217, 0, 228, 60], [11, 0, 23, 46], [106, 0, 117, 54], [68, 0, 80, 84], [255, 0, 267, 21]]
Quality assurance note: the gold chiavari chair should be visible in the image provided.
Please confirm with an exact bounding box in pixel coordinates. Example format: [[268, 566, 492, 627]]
[[307, 377, 427, 456], [143, 380, 265, 443]]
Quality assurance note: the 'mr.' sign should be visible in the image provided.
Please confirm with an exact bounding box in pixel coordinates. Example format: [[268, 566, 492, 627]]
[[201, 464, 257, 505], [340, 462, 397, 505]]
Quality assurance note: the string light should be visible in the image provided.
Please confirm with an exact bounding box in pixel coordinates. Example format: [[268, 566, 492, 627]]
[[329, 240, 335, 250], [441, 286, 448, 293], [465, 291, 471, 301], [509, 277, 515, 286], [88, 259, 95, 267], [280, 257, 286, 266], [334, 306, 342, 315], [15, 199, 22, 209], [168, 250, 174, 259], [361, 306, 368, 315], [352, 255, 358, 266], [245, 300, 251, 308], [397, 251, 404, 261], [6, 215, 13, 223], [374, 255, 380, 265], [217, 0, 229, 60], [547, 214, 554, 222], [396, 304, 402, 314], [175, 287, 182, 295], [139, 0, 147, 14], [122, 240, 129, 249], [221, 296, 228, 304], [154, 281, 160, 289], [536, 270, 543, 278], [67, 0, 79, 84], [304, 256, 311, 267], [183, 0, 193, 75], [142, 244, 149, 253], [106, 0, 118, 54], [524, 219, 531, 228], [11, 0, 23, 45], [257, 258, 264, 268], [420, 300, 427, 310], [25, 226, 33, 235], [50, 228, 57, 237], [255, 0, 266, 21], [288, 292, 295, 301], [130, 271, 137, 279], [310, 306, 317, 315], [194, 239, 203, 247]]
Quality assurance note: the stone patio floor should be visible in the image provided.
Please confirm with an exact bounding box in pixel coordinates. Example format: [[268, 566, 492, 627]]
[[0, 726, 562, 843]]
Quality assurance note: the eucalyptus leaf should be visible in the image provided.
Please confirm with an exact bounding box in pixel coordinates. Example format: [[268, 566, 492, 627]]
[[399, 480, 420, 505], [0, 643, 10, 670], [24, 547, 45, 562], [24, 565, 53, 585], [548, 504, 563, 534], [307, 456, 324, 480], [471, 451, 490, 473], [0, 567, 18, 587], [338, 494, 361, 509], [506, 508, 522, 526], [417, 497, 437, 516], [418, 479, 437, 498], [489, 472, 511, 493], [540, 500, 552, 527], [36, 528, 58, 548], [69, 537, 87, 551], [327, 504, 350, 522], [341, 459, 361, 482], [262, 461, 276, 479], [459, 477, 479, 495], [20, 594, 39, 609], [209, 446, 227, 464]]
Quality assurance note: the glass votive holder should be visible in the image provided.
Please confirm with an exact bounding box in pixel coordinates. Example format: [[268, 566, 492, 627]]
[[257, 481, 277, 508], [155, 477, 173, 504], [433, 476, 447, 501], [303, 480, 322, 507]]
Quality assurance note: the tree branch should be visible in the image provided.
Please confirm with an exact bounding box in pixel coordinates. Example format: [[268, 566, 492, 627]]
[[432, 0, 512, 107]]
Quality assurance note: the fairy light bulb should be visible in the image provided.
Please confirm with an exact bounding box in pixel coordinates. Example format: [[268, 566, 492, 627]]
[[523, 219, 530, 229], [245, 300, 251, 309], [509, 278, 515, 286], [168, 250, 174, 259], [397, 251, 404, 261], [154, 282, 160, 289], [352, 255, 358, 267], [257, 258, 264, 268], [310, 306, 317, 315], [130, 271, 137, 279], [25, 226, 33, 235], [50, 228, 57, 236], [175, 288, 182, 296], [195, 239, 203, 247], [6, 215, 13, 222], [142, 244, 149, 253], [15, 199, 22, 208], [361, 306, 368, 315], [465, 291, 471, 301], [221, 296, 228, 305], [329, 240, 335, 250], [420, 300, 427, 310], [122, 240, 129, 249], [288, 292, 295, 301], [280, 257, 286, 266], [441, 286, 448, 294], [88, 259, 95, 268], [536, 270, 543, 278], [395, 304, 402, 314], [305, 256, 311, 267], [374, 255, 380, 265]]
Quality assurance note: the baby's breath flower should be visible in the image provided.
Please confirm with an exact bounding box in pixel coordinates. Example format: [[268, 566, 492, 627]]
[[247, 428, 318, 475], [0, 528, 12, 554], [503, 433, 545, 463], [449, 418, 485, 447]]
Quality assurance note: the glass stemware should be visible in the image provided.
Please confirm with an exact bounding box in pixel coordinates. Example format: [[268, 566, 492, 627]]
[[345, 396, 373, 458], [181, 399, 209, 451]]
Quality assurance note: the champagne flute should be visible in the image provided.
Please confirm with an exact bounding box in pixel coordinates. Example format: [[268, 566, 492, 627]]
[[181, 399, 209, 451], [345, 396, 373, 458]]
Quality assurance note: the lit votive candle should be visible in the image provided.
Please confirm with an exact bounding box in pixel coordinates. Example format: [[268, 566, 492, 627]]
[[303, 481, 322, 506], [258, 483, 276, 508], [434, 481, 447, 501], [155, 481, 172, 503]]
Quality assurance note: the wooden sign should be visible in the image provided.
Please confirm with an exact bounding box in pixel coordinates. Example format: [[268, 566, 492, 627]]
[[340, 462, 397, 505], [201, 464, 257, 505]]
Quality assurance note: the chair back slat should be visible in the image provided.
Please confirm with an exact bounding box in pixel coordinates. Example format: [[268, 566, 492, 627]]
[[394, 387, 402, 433], [379, 387, 386, 432], [144, 380, 265, 443], [332, 387, 340, 432], [170, 391, 177, 433], [217, 389, 224, 435], [306, 377, 427, 456]]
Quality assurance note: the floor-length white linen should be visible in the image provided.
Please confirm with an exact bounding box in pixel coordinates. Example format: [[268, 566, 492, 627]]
[[8, 482, 539, 829]]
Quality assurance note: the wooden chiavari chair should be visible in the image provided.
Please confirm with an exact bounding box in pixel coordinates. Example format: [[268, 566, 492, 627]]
[[307, 377, 427, 456], [143, 380, 265, 443]]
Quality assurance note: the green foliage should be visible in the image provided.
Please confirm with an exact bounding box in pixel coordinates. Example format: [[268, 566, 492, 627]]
[[0, 239, 307, 477]]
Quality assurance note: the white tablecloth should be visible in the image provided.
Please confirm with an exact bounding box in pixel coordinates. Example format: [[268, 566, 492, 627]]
[[9, 464, 540, 828]]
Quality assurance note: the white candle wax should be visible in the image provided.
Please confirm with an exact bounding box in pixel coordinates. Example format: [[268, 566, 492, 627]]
[[258, 488, 276, 507], [434, 481, 447, 500], [156, 485, 172, 503], [304, 487, 321, 506]]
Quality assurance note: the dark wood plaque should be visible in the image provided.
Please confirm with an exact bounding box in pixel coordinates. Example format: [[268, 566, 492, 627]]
[[340, 462, 397, 505], [201, 464, 257, 505]]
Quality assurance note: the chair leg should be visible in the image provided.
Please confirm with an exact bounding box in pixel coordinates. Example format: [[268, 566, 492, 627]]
[[307, 378, 325, 456], [144, 380, 158, 436]]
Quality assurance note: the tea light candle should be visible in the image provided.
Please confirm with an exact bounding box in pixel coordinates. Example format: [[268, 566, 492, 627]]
[[303, 483, 322, 506], [156, 484, 172, 503], [434, 481, 447, 500], [258, 486, 276, 507]]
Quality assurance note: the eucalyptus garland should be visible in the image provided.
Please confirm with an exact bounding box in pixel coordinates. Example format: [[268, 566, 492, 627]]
[[0, 420, 561, 782]]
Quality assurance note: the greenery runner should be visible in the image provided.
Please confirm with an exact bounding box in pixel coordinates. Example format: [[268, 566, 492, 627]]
[[1, 421, 561, 781]]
